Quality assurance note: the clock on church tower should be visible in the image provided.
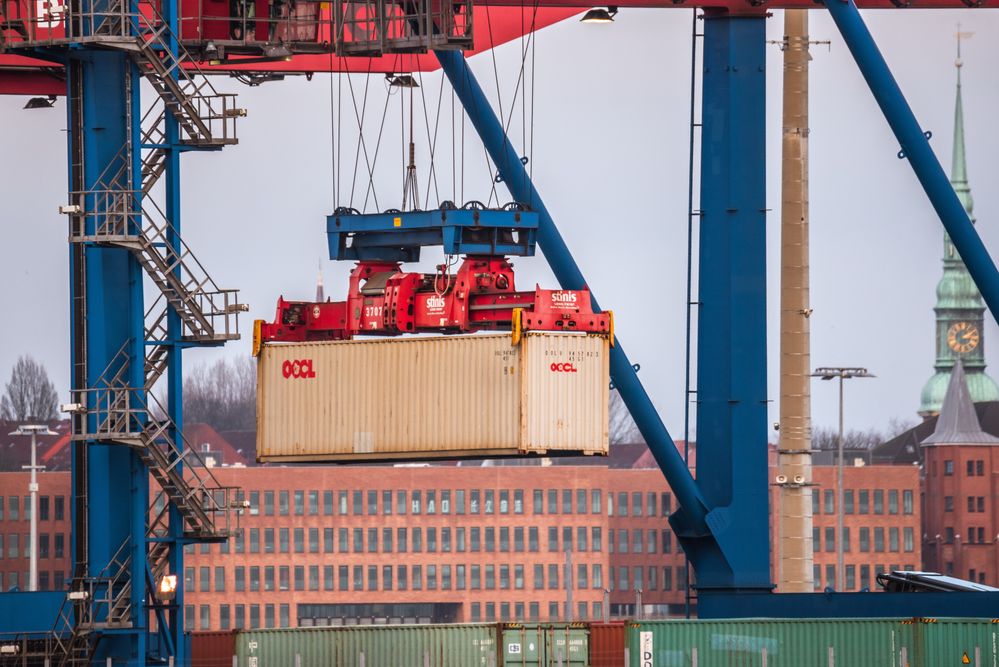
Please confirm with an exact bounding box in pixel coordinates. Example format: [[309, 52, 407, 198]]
[[918, 52, 999, 417]]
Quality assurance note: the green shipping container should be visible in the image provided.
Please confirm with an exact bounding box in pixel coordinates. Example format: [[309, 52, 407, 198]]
[[235, 623, 500, 667], [627, 618, 999, 667], [501, 624, 589, 667]]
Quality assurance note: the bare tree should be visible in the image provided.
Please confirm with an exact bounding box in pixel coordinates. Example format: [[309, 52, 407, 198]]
[[183, 357, 256, 431], [0, 355, 58, 422], [609, 389, 644, 445]]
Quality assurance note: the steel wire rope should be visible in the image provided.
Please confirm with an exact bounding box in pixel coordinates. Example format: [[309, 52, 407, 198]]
[[345, 58, 376, 209], [329, 49, 337, 208], [416, 68, 447, 208], [358, 55, 404, 211]]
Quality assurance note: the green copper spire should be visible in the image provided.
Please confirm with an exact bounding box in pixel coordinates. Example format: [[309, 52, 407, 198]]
[[919, 34, 999, 418]]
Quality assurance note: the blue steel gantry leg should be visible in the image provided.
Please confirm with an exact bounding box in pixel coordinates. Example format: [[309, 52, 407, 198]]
[[688, 13, 772, 595], [436, 47, 771, 595], [823, 0, 999, 321]]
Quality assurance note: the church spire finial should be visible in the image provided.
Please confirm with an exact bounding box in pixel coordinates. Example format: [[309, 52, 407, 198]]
[[951, 26, 974, 205]]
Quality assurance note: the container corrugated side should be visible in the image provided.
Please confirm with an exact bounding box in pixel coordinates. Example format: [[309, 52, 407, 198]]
[[235, 624, 499, 667], [190, 631, 237, 666], [521, 333, 609, 454], [257, 335, 519, 461], [500, 623, 589, 667], [588, 622, 625, 667], [627, 619, 908, 667], [257, 333, 608, 462], [911, 618, 999, 667]]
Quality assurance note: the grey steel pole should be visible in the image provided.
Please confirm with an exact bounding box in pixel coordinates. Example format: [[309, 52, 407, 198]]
[[29, 430, 38, 592], [836, 374, 844, 591]]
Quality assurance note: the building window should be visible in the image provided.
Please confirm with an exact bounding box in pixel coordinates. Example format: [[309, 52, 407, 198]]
[[471, 603, 481, 622], [353, 565, 363, 591], [338, 566, 348, 591], [428, 527, 438, 553], [874, 528, 885, 552], [632, 491, 643, 517], [368, 527, 378, 553], [470, 527, 480, 552], [859, 527, 870, 553], [534, 564, 544, 589], [308, 490, 319, 516], [845, 565, 856, 591], [499, 564, 509, 590], [978, 497, 986, 513], [976, 460, 985, 476], [618, 529, 628, 554], [411, 490, 422, 515], [533, 489, 544, 514], [577, 564, 588, 589], [842, 527, 851, 552], [398, 527, 408, 553], [844, 490, 854, 514], [427, 490, 438, 515], [514, 527, 524, 552], [324, 566, 334, 591], [485, 565, 496, 590], [55, 496, 64, 521], [662, 567, 672, 591], [293, 566, 304, 592], [618, 567, 629, 591], [903, 490, 914, 515], [398, 565, 408, 591], [547, 564, 559, 590], [576, 489, 587, 514], [215, 566, 225, 592], [383, 527, 394, 553], [825, 565, 835, 590], [499, 490, 509, 514], [577, 527, 587, 552], [353, 528, 363, 553], [368, 565, 378, 590], [470, 490, 480, 514], [249, 605, 260, 630], [617, 492, 628, 517], [324, 528, 334, 553], [967, 460, 975, 476], [548, 527, 558, 552], [293, 528, 304, 553], [562, 489, 573, 514], [660, 529, 670, 553], [945, 496, 954, 512], [484, 490, 495, 514], [944, 460, 954, 476], [456, 565, 466, 590], [397, 490, 407, 514], [263, 566, 274, 592], [860, 564, 871, 590], [280, 567, 289, 591], [945, 527, 954, 543], [824, 489, 834, 514], [592, 490, 602, 514], [528, 527, 539, 552], [889, 527, 899, 552], [825, 527, 835, 552], [888, 490, 899, 515], [368, 490, 379, 515], [858, 490, 869, 514], [484, 527, 494, 552], [813, 527, 820, 553], [413, 527, 423, 552], [471, 565, 481, 590], [904, 527, 914, 552], [351, 490, 362, 515], [294, 490, 304, 516], [593, 564, 603, 589], [633, 529, 643, 554], [968, 496, 976, 513], [234, 567, 244, 592], [442, 490, 452, 514], [873, 490, 884, 515], [562, 526, 572, 552], [8, 497, 18, 521], [321, 490, 331, 515], [338, 490, 348, 515]]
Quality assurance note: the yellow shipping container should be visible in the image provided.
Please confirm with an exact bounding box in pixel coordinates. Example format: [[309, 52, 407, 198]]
[[256, 332, 609, 462]]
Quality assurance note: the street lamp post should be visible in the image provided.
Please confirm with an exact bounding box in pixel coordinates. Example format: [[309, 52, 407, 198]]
[[812, 367, 874, 591], [9, 424, 57, 592]]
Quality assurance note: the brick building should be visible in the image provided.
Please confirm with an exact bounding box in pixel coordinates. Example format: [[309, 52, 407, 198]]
[[921, 361, 999, 585], [806, 464, 921, 592], [181, 465, 689, 630], [0, 471, 72, 592]]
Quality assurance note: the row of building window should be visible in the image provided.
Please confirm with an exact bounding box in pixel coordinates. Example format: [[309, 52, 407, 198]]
[[813, 563, 914, 592], [184, 563, 691, 596], [936, 527, 993, 544], [0, 533, 65, 559], [237, 489, 674, 520], [184, 599, 612, 632], [192, 526, 679, 556], [1, 570, 66, 592], [813, 489, 914, 516], [940, 459, 987, 476], [944, 496, 989, 513], [0, 496, 66, 522], [812, 527, 916, 553]]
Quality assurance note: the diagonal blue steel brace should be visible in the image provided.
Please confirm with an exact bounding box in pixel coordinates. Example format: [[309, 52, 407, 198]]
[[434, 49, 712, 538], [824, 0, 999, 321]]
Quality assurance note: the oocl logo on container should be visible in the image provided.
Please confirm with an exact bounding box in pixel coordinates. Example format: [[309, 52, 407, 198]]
[[282, 359, 316, 379], [550, 362, 577, 373]]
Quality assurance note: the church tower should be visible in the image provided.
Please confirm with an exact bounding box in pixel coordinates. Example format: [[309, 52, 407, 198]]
[[919, 38, 999, 417]]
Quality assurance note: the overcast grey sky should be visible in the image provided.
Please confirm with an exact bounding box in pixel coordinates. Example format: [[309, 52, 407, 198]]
[[2, 9, 999, 442]]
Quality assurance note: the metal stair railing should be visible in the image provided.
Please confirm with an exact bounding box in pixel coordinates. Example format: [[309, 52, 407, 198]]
[[71, 371, 239, 541], [68, 186, 245, 342]]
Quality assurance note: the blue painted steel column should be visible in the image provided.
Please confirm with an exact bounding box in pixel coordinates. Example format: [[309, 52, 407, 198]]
[[689, 14, 772, 591], [69, 48, 146, 663], [824, 0, 999, 322], [434, 50, 711, 533]]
